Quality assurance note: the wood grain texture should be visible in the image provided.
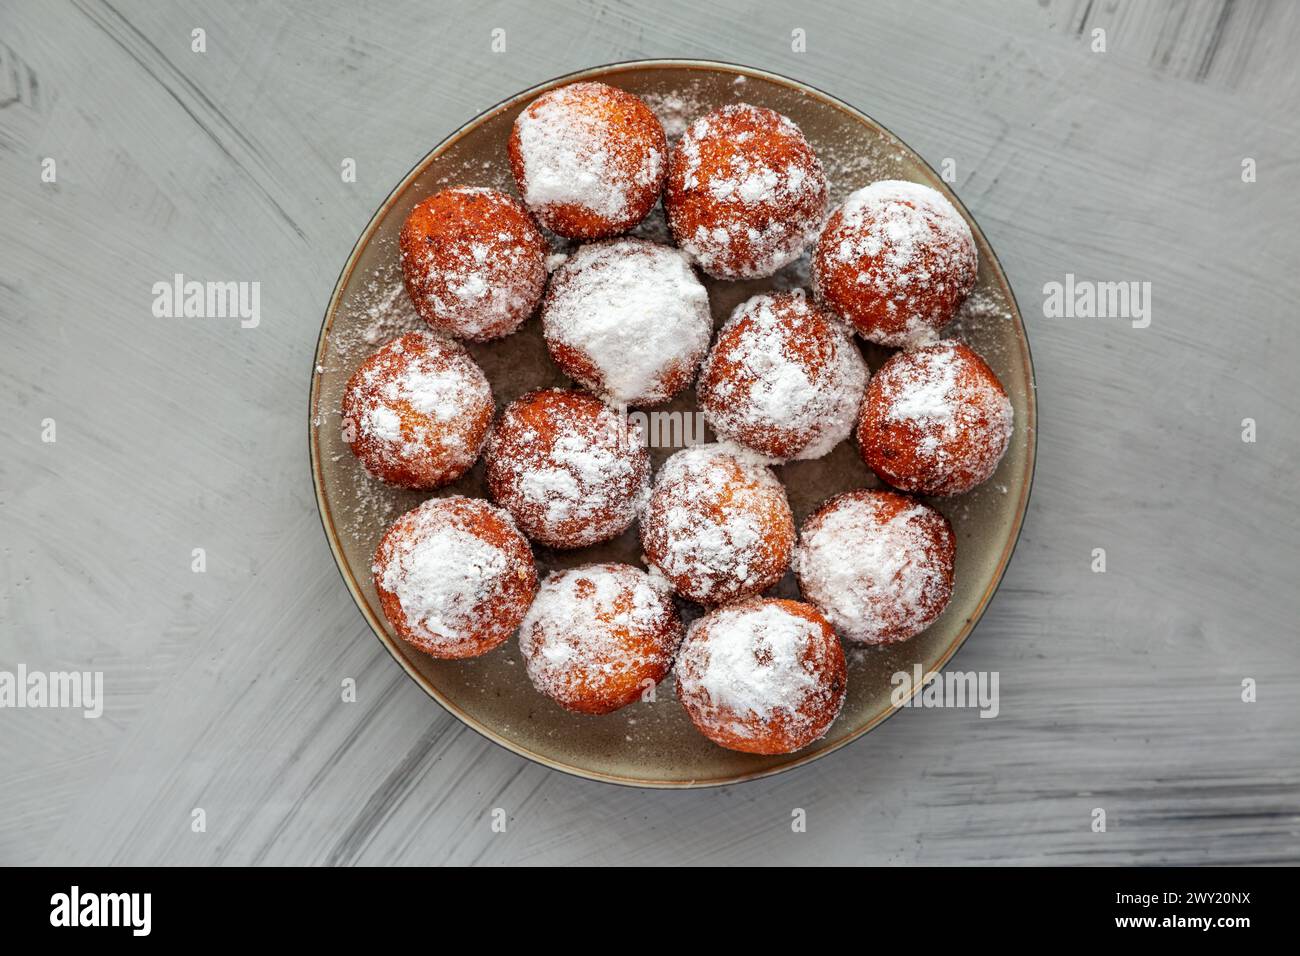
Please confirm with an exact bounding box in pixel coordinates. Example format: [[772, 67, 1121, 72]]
[[1, 0, 1297, 865]]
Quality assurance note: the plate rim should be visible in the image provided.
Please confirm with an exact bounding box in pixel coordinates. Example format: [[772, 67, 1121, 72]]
[[308, 58, 1038, 789]]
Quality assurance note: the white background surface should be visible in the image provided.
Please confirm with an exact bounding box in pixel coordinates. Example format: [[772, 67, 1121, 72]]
[[1, 0, 1297, 864]]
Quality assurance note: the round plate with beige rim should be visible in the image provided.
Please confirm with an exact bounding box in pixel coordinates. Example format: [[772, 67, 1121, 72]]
[[309, 60, 1036, 788]]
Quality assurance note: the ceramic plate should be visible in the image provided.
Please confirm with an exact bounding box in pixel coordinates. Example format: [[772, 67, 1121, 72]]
[[309, 60, 1036, 787]]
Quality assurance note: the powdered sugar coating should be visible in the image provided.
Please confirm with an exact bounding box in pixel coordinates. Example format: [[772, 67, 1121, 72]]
[[666, 104, 828, 279], [399, 187, 547, 341], [519, 563, 684, 715], [508, 81, 666, 239], [372, 496, 537, 659], [858, 340, 1013, 496], [698, 289, 868, 461], [341, 331, 494, 489], [485, 389, 650, 549], [813, 179, 977, 347], [640, 443, 794, 605], [676, 598, 846, 754], [796, 489, 955, 645], [541, 239, 712, 406]]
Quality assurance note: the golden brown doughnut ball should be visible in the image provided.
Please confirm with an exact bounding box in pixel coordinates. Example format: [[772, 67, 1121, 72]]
[[372, 496, 538, 659], [485, 388, 650, 549], [519, 562, 683, 715], [676, 598, 846, 754], [857, 340, 1013, 496], [640, 444, 794, 605], [796, 489, 955, 645], [697, 290, 867, 461], [813, 180, 977, 346], [665, 104, 827, 279], [399, 186, 547, 341], [541, 238, 711, 407], [341, 331, 494, 489], [508, 81, 666, 239]]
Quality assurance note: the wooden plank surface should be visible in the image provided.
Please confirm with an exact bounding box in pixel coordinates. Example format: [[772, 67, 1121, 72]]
[[1, 0, 1297, 865]]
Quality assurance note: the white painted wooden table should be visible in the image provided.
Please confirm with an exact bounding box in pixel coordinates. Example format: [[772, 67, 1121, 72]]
[[2, 0, 1297, 865]]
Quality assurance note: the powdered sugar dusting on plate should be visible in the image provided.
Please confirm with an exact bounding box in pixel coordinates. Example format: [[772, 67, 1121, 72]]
[[643, 88, 707, 142]]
